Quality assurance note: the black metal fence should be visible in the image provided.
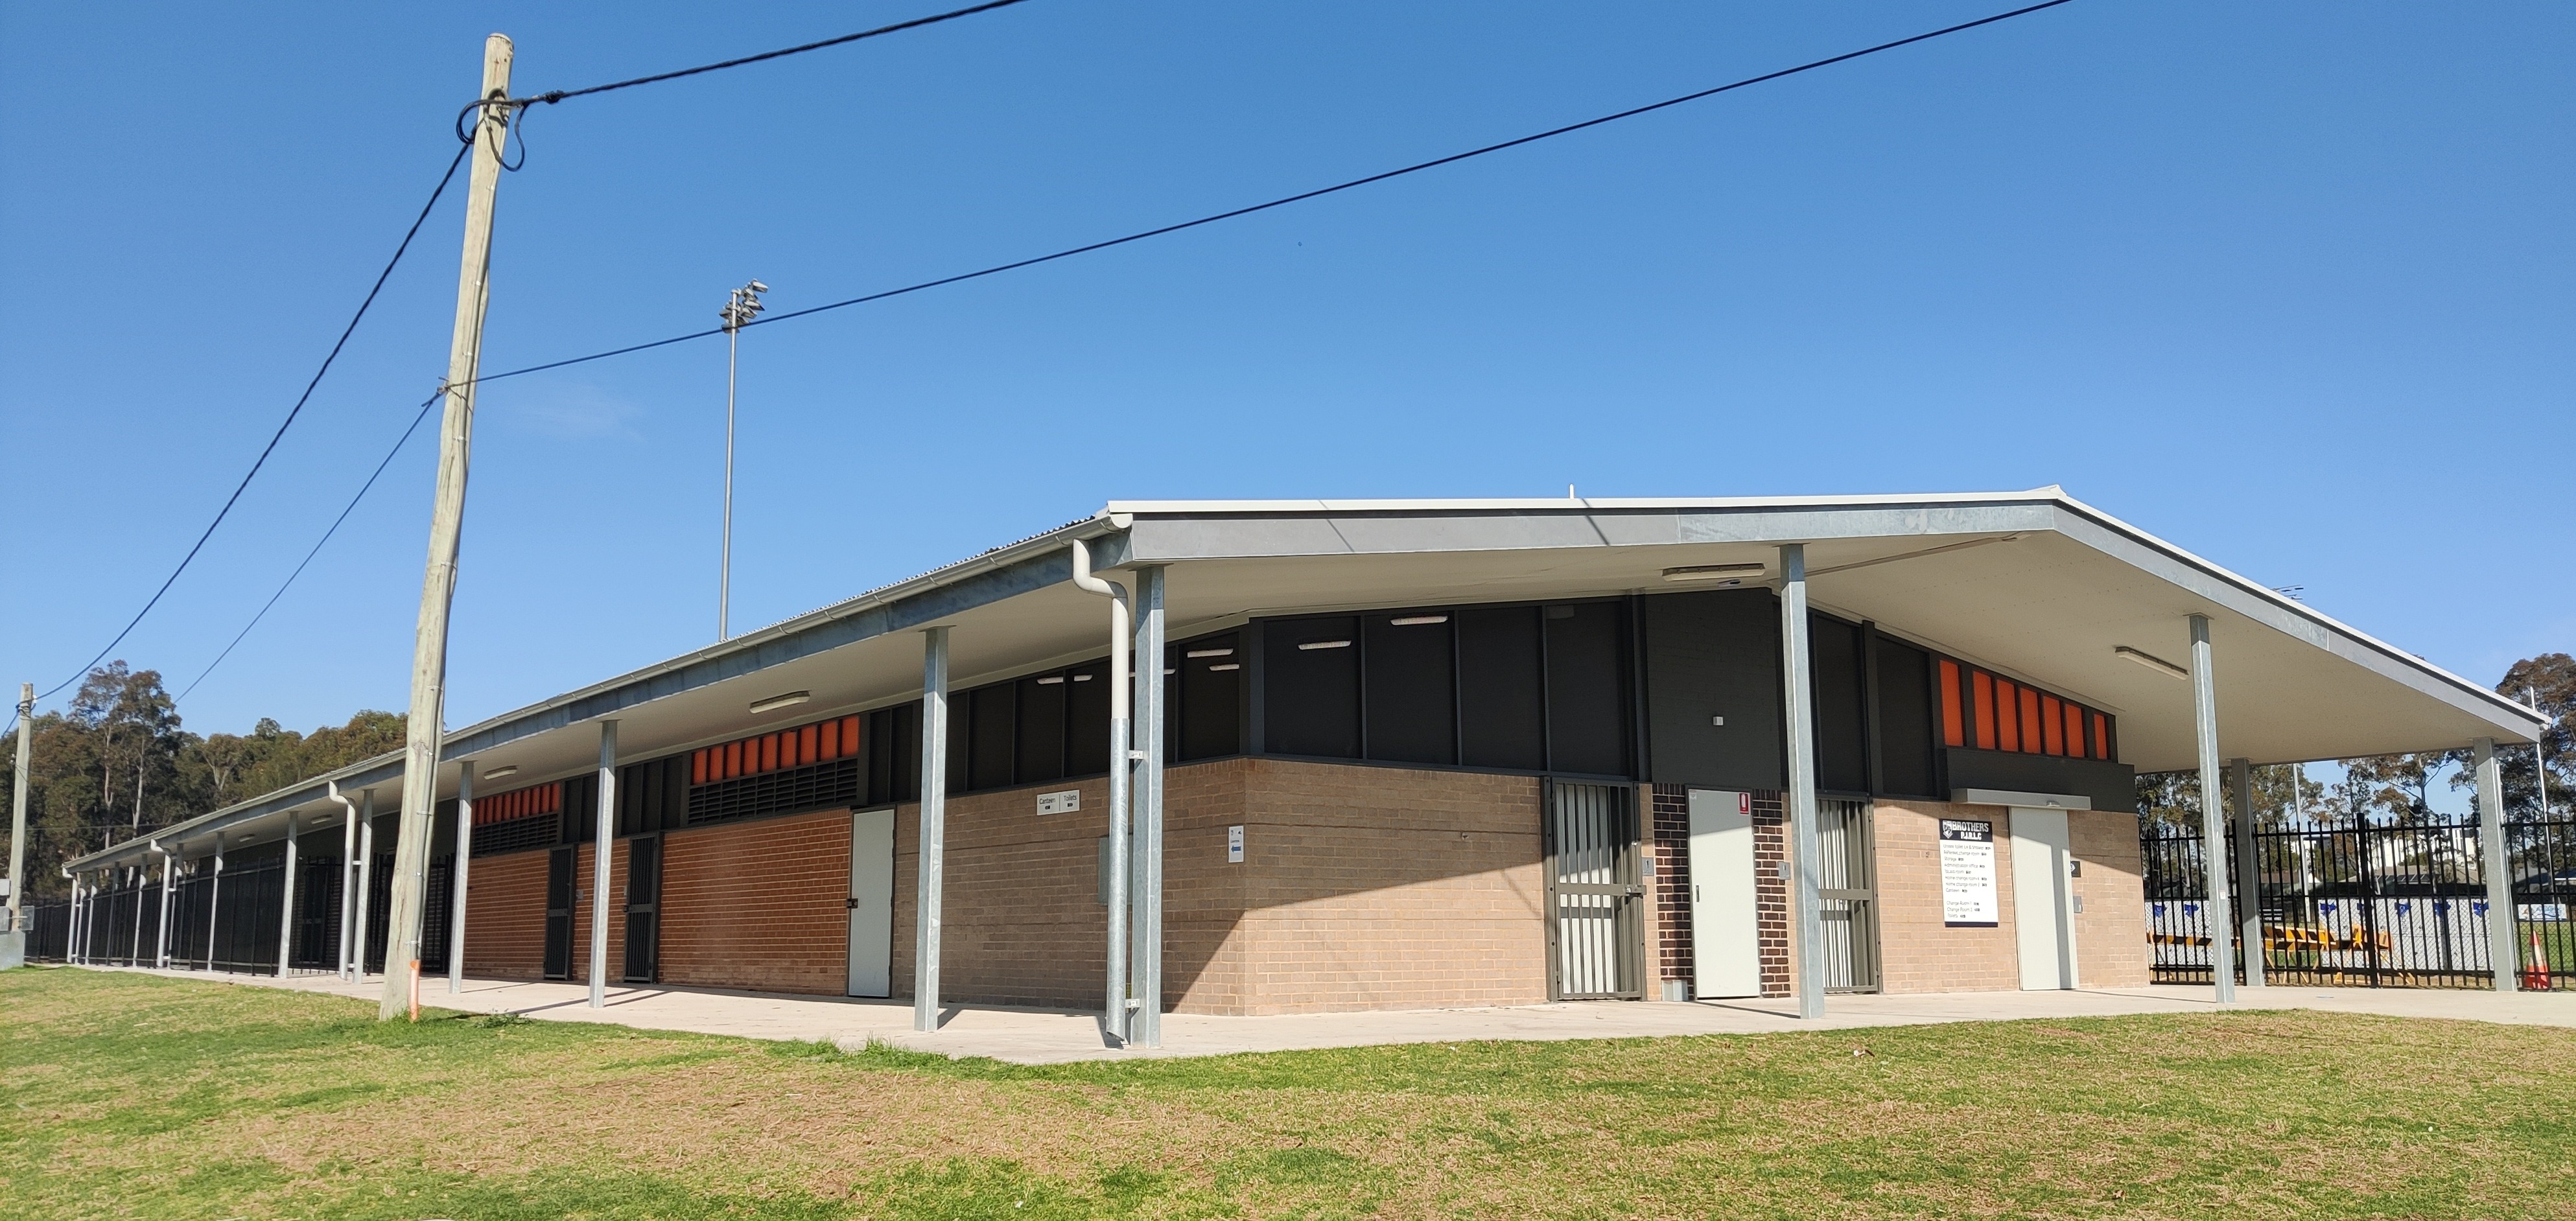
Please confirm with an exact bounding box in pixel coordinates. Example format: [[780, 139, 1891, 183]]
[[2142, 810, 2574, 990], [33, 854, 452, 977]]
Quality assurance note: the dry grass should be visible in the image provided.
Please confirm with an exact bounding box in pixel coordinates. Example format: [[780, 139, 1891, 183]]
[[2, 967, 2570, 1219]]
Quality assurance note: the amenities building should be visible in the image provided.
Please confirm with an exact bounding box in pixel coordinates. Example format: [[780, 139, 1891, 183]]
[[53, 489, 2545, 1032]]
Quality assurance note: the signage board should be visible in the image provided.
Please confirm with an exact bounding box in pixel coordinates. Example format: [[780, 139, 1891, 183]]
[[1939, 819, 1998, 927]]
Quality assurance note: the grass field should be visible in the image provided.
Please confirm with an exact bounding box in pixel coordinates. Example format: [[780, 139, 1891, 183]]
[[3, 969, 2570, 1220]]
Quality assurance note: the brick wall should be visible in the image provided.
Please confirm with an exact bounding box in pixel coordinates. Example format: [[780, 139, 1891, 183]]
[[462, 848, 547, 979], [889, 776, 1118, 1010], [661, 808, 851, 995], [1649, 785, 1691, 985], [2070, 808, 2149, 988], [1871, 800, 2025, 994], [1222, 759, 1545, 1015], [1645, 785, 1790, 999], [1754, 791, 1789, 997]]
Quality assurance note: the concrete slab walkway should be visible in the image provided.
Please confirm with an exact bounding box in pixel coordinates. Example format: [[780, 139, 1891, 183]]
[[74, 965, 2576, 1065]]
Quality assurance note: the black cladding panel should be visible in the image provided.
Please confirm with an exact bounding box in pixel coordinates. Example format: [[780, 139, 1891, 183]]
[[1364, 614, 1456, 765], [969, 685, 1015, 791], [1264, 616, 1361, 758], [1065, 660, 1111, 776], [1810, 613, 1869, 795], [868, 703, 922, 806], [1178, 634, 1244, 761], [1458, 606, 1546, 771], [1873, 635, 1938, 797], [1016, 675, 1067, 784], [1544, 603, 1629, 776], [1642, 589, 1783, 791]]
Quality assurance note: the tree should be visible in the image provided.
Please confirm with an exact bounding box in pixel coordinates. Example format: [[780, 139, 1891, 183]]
[[2449, 651, 2573, 819]]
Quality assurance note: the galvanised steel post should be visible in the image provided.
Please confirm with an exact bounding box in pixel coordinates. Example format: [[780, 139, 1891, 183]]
[[1777, 543, 1827, 1020], [2188, 614, 2236, 1003], [205, 834, 225, 971], [591, 723, 616, 1009], [355, 791, 375, 977], [1067, 540, 1132, 1043], [450, 760, 473, 993], [154, 843, 174, 968], [276, 815, 299, 977], [1130, 566, 1167, 1047], [2472, 738, 2518, 992], [8, 682, 30, 939], [914, 627, 950, 1032], [2230, 758, 2264, 987]]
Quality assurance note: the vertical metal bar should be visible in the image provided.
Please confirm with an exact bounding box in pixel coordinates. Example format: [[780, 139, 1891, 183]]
[[355, 791, 375, 977], [155, 845, 174, 968], [2355, 784, 2381, 986], [1132, 565, 1167, 1047], [6, 684, 28, 942], [915, 626, 950, 1032], [591, 722, 616, 1009], [2474, 738, 2520, 992], [1778, 543, 1826, 1019], [2188, 614, 2236, 1003], [276, 816, 299, 977], [449, 761, 473, 993], [2230, 758, 2264, 987], [338, 793, 358, 980]]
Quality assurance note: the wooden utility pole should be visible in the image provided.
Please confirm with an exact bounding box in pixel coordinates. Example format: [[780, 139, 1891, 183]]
[[382, 32, 512, 1020]]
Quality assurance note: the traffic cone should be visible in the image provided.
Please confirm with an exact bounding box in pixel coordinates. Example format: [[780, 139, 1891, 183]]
[[2522, 929, 2553, 991]]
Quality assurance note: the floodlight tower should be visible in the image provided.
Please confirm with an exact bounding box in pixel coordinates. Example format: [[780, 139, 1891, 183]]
[[717, 280, 767, 642]]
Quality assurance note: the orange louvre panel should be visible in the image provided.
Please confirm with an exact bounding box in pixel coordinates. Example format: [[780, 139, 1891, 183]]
[[2064, 703, 2085, 760], [691, 750, 707, 785], [2018, 686, 2043, 753], [843, 715, 861, 757], [1973, 671, 1996, 750], [2041, 695, 2064, 755], [725, 741, 743, 779], [779, 730, 799, 771], [1994, 679, 2019, 752], [1939, 660, 1965, 747], [760, 734, 779, 773], [819, 718, 839, 760], [799, 723, 819, 763], [2092, 712, 2110, 760]]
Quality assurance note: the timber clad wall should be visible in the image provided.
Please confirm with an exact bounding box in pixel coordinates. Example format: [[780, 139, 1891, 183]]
[[661, 808, 850, 995], [2069, 808, 2149, 988], [462, 849, 547, 979], [1872, 800, 2026, 994], [568, 841, 631, 986]]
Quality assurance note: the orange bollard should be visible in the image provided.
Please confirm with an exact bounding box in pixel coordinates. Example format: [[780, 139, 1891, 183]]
[[2522, 929, 2553, 991]]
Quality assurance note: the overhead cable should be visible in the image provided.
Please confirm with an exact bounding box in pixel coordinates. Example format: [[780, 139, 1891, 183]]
[[459, 0, 1038, 141], [38, 145, 472, 703], [454, 0, 2079, 394], [174, 391, 445, 706]]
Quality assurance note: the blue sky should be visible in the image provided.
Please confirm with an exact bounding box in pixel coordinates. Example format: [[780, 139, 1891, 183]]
[[1, 1, 2568, 758]]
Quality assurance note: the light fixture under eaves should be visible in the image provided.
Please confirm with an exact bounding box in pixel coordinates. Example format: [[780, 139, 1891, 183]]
[[1663, 563, 1767, 583], [1209, 663, 1241, 672], [1186, 647, 1234, 658], [1388, 615, 1449, 626], [482, 765, 519, 780], [749, 690, 812, 714], [1297, 640, 1353, 651], [2115, 646, 2190, 680]]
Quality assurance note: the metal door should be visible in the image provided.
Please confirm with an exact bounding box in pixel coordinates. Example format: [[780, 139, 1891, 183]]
[[623, 835, 660, 984], [847, 808, 895, 997], [543, 846, 574, 980], [1816, 798, 1881, 992], [2009, 807, 2078, 990], [1545, 780, 1644, 1000]]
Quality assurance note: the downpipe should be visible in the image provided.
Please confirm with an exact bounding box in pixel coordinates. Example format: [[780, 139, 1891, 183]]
[[1069, 538, 1133, 1044], [328, 782, 358, 981]]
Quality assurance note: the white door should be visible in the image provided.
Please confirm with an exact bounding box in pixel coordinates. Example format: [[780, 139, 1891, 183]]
[[847, 808, 895, 997], [1687, 789, 1761, 999], [2009, 808, 2079, 990]]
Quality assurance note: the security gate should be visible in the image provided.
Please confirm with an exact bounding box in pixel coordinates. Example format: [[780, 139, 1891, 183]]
[[1816, 798, 1882, 993], [1544, 780, 1644, 1000], [543, 847, 575, 980]]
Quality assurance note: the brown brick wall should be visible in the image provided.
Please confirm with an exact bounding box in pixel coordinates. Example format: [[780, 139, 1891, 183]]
[[2070, 808, 2150, 988], [1754, 791, 1789, 997], [1222, 759, 1545, 1016], [889, 776, 1117, 1010], [661, 808, 852, 995], [1872, 800, 2026, 994], [1649, 785, 1691, 984], [1644, 785, 1789, 998], [462, 848, 548, 979]]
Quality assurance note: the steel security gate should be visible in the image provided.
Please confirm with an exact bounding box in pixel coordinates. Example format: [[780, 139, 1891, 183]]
[[1544, 780, 1644, 1000], [543, 847, 576, 980], [1816, 798, 1882, 993]]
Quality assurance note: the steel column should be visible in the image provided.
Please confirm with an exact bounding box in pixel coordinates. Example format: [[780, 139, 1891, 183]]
[[205, 835, 225, 971], [914, 626, 950, 1032], [1130, 565, 1167, 1047], [354, 791, 375, 978], [2473, 738, 2519, 992], [335, 785, 358, 980], [450, 760, 473, 994], [2188, 614, 2236, 1002], [154, 844, 174, 968], [276, 816, 299, 977], [591, 723, 616, 1008], [2229, 757, 2264, 987], [1777, 544, 1827, 1019]]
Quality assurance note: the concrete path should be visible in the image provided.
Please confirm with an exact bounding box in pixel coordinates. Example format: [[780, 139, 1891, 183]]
[[76, 966, 2576, 1065]]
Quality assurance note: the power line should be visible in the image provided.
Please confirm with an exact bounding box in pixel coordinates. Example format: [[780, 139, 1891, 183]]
[[38, 145, 472, 704], [174, 392, 445, 706], [454, 0, 2079, 395], [459, 0, 1038, 139]]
